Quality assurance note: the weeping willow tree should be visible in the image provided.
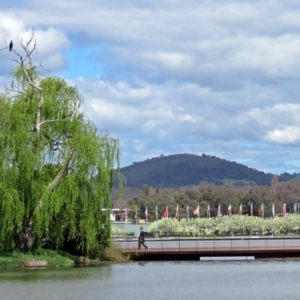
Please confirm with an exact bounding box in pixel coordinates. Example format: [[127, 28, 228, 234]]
[[0, 31, 121, 257]]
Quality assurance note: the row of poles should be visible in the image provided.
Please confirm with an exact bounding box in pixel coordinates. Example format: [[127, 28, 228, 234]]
[[122, 203, 300, 223]]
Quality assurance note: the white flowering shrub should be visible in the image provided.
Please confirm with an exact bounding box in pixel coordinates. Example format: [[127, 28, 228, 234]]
[[111, 227, 126, 236], [147, 215, 300, 236]]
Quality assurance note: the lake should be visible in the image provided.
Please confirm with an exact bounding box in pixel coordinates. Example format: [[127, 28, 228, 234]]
[[0, 260, 299, 300]]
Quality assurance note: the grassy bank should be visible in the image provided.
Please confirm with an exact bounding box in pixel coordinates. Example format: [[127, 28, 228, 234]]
[[0, 249, 75, 268], [0, 245, 129, 268]]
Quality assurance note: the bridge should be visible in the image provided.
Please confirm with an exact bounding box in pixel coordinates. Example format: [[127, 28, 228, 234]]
[[113, 236, 300, 260]]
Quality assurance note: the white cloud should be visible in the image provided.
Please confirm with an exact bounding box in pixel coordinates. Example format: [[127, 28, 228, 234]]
[[142, 51, 193, 69], [0, 12, 25, 39], [0, 14, 70, 75], [33, 28, 70, 56], [132, 140, 146, 153], [3, 1, 300, 174], [265, 126, 300, 144]]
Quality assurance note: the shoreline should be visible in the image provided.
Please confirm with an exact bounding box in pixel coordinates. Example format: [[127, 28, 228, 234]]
[[0, 244, 129, 269]]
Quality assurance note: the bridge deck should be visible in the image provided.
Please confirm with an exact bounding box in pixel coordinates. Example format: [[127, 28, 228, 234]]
[[113, 237, 300, 257]]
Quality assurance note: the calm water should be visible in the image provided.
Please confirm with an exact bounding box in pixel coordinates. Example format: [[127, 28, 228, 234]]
[[0, 260, 300, 300]]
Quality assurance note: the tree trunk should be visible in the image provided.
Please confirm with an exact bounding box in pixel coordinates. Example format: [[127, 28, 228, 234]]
[[18, 226, 34, 251]]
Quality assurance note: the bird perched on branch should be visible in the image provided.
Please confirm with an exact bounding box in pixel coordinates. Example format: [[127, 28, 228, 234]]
[[9, 40, 13, 51]]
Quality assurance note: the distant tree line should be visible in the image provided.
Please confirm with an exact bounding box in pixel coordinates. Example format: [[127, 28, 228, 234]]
[[113, 175, 300, 222]]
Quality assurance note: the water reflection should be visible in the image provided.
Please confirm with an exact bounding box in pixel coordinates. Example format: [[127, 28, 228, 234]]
[[0, 261, 300, 300], [0, 265, 113, 282]]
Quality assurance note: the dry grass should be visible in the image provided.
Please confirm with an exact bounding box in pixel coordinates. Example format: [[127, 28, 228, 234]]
[[25, 259, 48, 267], [102, 244, 130, 262]]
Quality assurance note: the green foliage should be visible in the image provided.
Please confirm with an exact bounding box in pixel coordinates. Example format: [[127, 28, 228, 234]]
[[0, 72, 120, 257]]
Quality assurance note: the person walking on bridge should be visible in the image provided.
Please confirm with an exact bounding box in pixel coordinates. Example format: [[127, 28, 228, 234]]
[[138, 226, 148, 250]]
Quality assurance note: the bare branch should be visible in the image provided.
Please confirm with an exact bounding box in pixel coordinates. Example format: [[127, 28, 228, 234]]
[[4, 86, 23, 95], [1, 35, 8, 51], [38, 148, 75, 208], [39, 117, 71, 127], [35, 44, 43, 67]]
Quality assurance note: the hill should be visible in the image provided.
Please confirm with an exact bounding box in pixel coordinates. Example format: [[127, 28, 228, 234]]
[[120, 153, 276, 188]]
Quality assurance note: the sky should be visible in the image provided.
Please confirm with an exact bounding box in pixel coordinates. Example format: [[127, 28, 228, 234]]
[[2, 0, 300, 175]]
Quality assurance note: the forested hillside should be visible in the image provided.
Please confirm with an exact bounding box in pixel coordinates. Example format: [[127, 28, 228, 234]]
[[112, 154, 300, 221], [120, 154, 274, 188]]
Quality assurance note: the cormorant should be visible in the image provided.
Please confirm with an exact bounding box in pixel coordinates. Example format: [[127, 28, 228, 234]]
[[9, 40, 13, 52]]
